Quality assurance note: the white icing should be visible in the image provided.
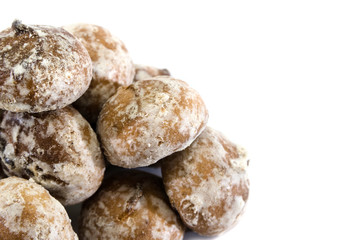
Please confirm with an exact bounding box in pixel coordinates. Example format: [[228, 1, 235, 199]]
[[12, 63, 26, 75]]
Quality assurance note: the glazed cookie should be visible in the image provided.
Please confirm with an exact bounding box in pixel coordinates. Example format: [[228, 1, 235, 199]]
[[134, 64, 170, 82], [97, 76, 209, 168], [0, 177, 78, 240], [0, 106, 105, 205], [0, 20, 92, 113], [63, 23, 135, 125], [161, 127, 250, 236], [79, 170, 184, 240]]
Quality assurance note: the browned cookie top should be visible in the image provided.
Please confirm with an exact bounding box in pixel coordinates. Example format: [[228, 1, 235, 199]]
[[97, 76, 209, 168], [0, 20, 92, 113], [79, 170, 184, 240]]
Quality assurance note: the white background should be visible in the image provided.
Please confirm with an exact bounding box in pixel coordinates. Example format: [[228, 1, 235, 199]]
[[1, 0, 362, 239]]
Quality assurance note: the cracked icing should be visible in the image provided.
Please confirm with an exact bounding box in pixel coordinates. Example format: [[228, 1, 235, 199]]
[[0, 21, 92, 113], [0, 177, 78, 240], [79, 170, 184, 240], [0, 106, 105, 205], [161, 127, 250, 236], [134, 64, 170, 82], [97, 76, 209, 168], [64, 23, 135, 125]]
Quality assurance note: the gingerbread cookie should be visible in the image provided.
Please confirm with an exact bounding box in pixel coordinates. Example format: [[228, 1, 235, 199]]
[[97, 76, 208, 168], [162, 127, 249, 236], [0, 20, 92, 113]]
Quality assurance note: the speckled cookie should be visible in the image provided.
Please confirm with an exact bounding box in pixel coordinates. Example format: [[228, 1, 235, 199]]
[[63, 23, 135, 126], [97, 76, 209, 168], [79, 170, 184, 240], [134, 64, 170, 82], [0, 20, 92, 113], [0, 106, 105, 205], [0, 177, 78, 240], [161, 127, 250, 236]]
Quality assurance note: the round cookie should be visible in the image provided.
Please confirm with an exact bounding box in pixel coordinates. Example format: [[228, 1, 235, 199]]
[[134, 64, 170, 82], [0, 177, 78, 240], [79, 170, 185, 240], [0, 106, 105, 205], [0, 20, 92, 113], [97, 76, 209, 168], [63, 23, 135, 126], [161, 127, 250, 236]]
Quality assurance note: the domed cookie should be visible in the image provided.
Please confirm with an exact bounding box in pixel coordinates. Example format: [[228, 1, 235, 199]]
[[0, 20, 92, 113], [97, 76, 209, 168], [161, 127, 250, 236], [134, 64, 170, 82], [63, 23, 135, 126], [0, 177, 78, 240], [79, 170, 184, 240], [0, 106, 105, 205]]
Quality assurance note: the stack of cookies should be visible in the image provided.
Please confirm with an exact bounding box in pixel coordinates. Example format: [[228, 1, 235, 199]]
[[0, 20, 250, 240]]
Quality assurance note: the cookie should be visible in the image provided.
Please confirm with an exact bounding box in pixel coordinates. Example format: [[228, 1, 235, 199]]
[[0, 177, 78, 240], [0, 20, 92, 113], [79, 170, 184, 240], [161, 127, 250, 236], [0, 106, 105, 205], [97, 76, 208, 168]]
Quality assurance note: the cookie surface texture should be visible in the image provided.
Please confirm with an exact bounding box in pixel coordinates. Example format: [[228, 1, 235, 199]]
[[162, 127, 250, 236], [79, 170, 184, 240], [97, 76, 209, 168], [0, 21, 92, 113], [0, 177, 78, 240], [0, 106, 105, 205]]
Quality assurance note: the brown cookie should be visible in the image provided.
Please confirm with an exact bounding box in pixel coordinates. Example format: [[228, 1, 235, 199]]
[[134, 64, 170, 82], [0, 106, 105, 205], [79, 170, 185, 240], [161, 127, 250, 236], [0, 177, 78, 240], [97, 76, 209, 168], [0, 20, 92, 113], [64, 23, 135, 126]]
